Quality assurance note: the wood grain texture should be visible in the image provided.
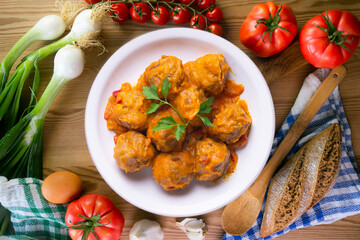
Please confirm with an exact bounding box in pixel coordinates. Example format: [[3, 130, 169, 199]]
[[0, 0, 359, 239]]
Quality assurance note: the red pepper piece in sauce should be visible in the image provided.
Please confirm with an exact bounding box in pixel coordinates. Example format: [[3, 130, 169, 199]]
[[112, 89, 122, 98]]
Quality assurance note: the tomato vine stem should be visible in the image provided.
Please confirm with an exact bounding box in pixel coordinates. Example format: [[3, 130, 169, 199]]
[[255, 4, 292, 44], [314, 11, 353, 51]]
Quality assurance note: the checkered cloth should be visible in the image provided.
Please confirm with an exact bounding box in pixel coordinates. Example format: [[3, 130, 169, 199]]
[[223, 69, 360, 240], [0, 177, 70, 240]]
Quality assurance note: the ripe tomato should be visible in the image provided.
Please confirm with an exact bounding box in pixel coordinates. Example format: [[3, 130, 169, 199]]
[[151, 6, 171, 25], [84, 0, 102, 4], [197, 0, 215, 10], [172, 6, 191, 24], [130, 2, 151, 23], [239, 1, 297, 57], [208, 23, 223, 36], [300, 10, 360, 69], [190, 14, 207, 30], [206, 7, 223, 23], [65, 194, 124, 240], [109, 3, 129, 23], [180, 0, 196, 6]]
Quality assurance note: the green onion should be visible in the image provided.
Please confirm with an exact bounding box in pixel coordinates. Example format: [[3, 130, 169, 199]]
[[0, 15, 66, 93], [0, 45, 85, 179], [0, 9, 101, 134]]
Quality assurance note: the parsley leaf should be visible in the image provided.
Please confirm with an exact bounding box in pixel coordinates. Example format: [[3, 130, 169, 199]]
[[174, 125, 186, 141], [198, 97, 214, 114], [152, 116, 177, 131], [147, 102, 164, 114], [161, 77, 171, 100], [160, 116, 177, 125], [198, 115, 215, 127], [142, 84, 160, 100]]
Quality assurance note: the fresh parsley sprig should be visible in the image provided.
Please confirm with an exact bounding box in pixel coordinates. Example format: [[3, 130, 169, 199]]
[[142, 77, 214, 141]]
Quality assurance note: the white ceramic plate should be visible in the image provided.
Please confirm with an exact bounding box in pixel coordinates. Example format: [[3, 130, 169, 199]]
[[85, 28, 275, 217]]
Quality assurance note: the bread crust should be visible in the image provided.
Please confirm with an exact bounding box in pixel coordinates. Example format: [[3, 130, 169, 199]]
[[260, 123, 341, 237]]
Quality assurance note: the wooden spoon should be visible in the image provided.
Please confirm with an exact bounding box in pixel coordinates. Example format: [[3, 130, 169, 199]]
[[221, 65, 347, 236]]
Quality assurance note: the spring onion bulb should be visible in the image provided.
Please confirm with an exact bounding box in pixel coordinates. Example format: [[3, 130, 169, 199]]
[[0, 9, 102, 134], [0, 45, 85, 179], [0, 15, 66, 92]]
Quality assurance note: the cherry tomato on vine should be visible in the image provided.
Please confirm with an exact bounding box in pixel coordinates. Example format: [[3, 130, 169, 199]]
[[109, 3, 129, 23], [208, 23, 223, 36], [180, 0, 196, 6], [151, 6, 171, 25], [84, 0, 102, 4], [300, 10, 360, 69], [190, 14, 207, 30], [206, 7, 222, 23], [130, 2, 151, 23], [172, 6, 191, 24], [197, 0, 215, 10]]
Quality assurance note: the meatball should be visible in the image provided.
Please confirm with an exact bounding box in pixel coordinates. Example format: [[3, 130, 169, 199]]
[[147, 108, 186, 152], [144, 56, 185, 98], [112, 83, 150, 131], [171, 83, 206, 121], [185, 54, 229, 95], [114, 131, 156, 173], [152, 152, 195, 191], [195, 138, 230, 181], [208, 99, 252, 144]]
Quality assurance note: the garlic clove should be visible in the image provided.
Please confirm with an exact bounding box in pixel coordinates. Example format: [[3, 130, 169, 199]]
[[129, 219, 164, 240], [176, 218, 207, 240]]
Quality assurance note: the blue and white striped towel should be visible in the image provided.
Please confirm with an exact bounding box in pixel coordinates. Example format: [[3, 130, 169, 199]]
[[223, 68, 360, 240]]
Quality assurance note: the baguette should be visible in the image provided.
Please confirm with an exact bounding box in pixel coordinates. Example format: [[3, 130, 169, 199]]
[[260, 123, 341, 237]]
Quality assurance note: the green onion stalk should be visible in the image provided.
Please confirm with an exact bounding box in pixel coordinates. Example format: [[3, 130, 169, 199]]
[[0, 9, 101, 135], [0, 45, 85, 180], [0, 15, 66, 93]]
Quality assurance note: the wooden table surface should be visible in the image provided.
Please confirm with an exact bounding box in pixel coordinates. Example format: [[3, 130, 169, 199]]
[[1, 0, 360, 239]]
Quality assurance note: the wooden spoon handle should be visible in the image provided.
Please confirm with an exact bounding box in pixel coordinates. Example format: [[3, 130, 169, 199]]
[[250, 65, 347, 198]]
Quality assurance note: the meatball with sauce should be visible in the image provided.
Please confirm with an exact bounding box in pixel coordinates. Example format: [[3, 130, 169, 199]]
[[194, 138, 230, 182], [185, 54, 229, 95], [147, 108, 186, 152], [152, 152, 195, 191], [111, 83, 150, 131], [144, 56, 185, 98], [171, 83, 206, 121], [114, 131, 156, 173], [208, 99, 252, 144]]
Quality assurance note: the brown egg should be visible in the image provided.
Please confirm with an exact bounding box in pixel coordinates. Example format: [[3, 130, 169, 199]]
[[41, 171, 83, 204]]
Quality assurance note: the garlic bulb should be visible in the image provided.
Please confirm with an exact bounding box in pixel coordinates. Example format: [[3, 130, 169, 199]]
[[176, 218, 207, 240], [129, 219, 164, 240]]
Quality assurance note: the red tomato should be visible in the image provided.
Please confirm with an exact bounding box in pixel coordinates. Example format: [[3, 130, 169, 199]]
[[190, 14, 207, 30], [180, 0, 196, 6], [206, 7, 223, 23], [130, 2, 151, 23], [197, 0, 215, 10], [109, 3, 129, 23], [300, 10, 360, 69], [151, 6, 171, 25], [84, 0, 102, 4], [65, 194, 124, 240], [239, 1, 297, 57], [208, 23, 223, 36], [172, 6, 191, 24]]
